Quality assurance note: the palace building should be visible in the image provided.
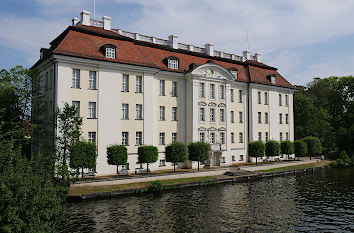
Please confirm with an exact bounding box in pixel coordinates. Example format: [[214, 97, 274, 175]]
[[32, 11, 294, 175]]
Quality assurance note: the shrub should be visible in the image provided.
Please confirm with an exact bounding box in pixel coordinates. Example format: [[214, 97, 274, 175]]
[[302, 136, 322, 160], [147, 180, 163, 192], [265, 140, 280, 158], [165, 142, 187, 172], [248, 141, 265, 165], [107, 144, 128, 178], [188, 142, 210, 171], [281, 140, 294, 159], [294, 140, 307, 160], [69, 140, 97, 180], [138, 145, 158, 174], [330, 151, 354, 168]]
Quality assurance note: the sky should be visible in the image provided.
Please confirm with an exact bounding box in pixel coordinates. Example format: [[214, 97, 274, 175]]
[[1, 0, 354, 85]]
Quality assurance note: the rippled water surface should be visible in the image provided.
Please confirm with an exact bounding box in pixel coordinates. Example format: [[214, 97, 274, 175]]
[[61, 168, 354, 233]]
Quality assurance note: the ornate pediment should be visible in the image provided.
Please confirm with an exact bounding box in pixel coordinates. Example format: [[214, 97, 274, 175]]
[[191, 63, 235, 81], [193, 67, 224, 79]]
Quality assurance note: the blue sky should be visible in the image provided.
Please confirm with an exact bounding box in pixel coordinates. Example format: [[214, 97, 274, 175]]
[[1, 0, 354, 85]]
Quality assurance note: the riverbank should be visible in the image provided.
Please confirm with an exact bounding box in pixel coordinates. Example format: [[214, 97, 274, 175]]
[[67, 160, 329, 201]]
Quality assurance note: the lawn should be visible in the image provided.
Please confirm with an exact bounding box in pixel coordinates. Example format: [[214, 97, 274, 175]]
[[69, 176, 216, 195], [259, 163, 318, 173]]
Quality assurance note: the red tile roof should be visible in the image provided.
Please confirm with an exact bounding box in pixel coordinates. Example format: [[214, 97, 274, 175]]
[[39, 25, 294, 89]]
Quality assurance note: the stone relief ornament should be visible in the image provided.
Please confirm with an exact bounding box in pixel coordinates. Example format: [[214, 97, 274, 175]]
[[193, 68, 224, 79]]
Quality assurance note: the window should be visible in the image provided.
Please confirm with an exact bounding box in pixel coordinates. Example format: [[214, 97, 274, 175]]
[[136, 104, 142, 120], [122, 132, 129, 145], [89, 71, 96, 89], [88, 102, 96, 118], [231, 111, 235, 123], [280, 132, 283, 141], [220, 109, 225, 122], [136, 132, 142, 145], [136, 76, 142, 93], [231, 89, 234, 102], [122, 74, 129, 92], [209, 132, 216, 144], [88, 132, 96, 144], [239, 132, 243, 143], [172, 133, 177, 142], [168, 59, 178, 69], [239, 111, 243, 123], [72, 69, 80, 88], [279, 94, 282, 106], [199, 108, 205, 121], [264, 92, 268, 105], [159, 159, 166, 167], [159, 106, 165, 120], [258, 132, 262, 141], [286, 132, 289, 140], [122, 163, 129, 170], [279, 113, 283, 124], [122, 104, 129, 119], [232, 156, 235, 161], [221, 157, 226, 163], [219, 85, 225, 100], [258, 112, 262, 124], [159, 133, 165, 145], [199, 132, 205, 142], [199, 83, 205, 98], [257, 91, 261, 104], [231, 70, 237, 78], [239, 90, 243, 103], [220, 132, 225, 144], [105, 47, 115, 58], [210, 108, 215, 122], [172, 107, 177, 121], [285, 114, 289, 124], [265, 112, 268, 124], [172, 81, 177, 97], [265, 132, 269, 142], [240, 155, 244, 161], [285, 95, 288, 106], [209, 84, 215, 99], [72, 101, 80, 117], [160, 80, 165, 96], [231, 132, 235, 143]]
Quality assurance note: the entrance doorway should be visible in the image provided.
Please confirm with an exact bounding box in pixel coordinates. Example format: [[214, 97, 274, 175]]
[[212, 152, 222, 166]]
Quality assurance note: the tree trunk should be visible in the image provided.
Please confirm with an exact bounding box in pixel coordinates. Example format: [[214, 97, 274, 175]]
[[81, 167, 84, 181], [116, 165, 119, 178], [198, 161, 200, 171], [310, 156, 312, 160], [174, 163, 176, 172], [256, 157, 258, 165], [147, 163, 149, 174]]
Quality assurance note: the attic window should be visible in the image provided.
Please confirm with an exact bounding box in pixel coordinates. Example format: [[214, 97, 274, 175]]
[[267, 74, 276, 84], [106, 48, 115, 59], [229, 68, 238, 79], [168, 59, 179, 69]]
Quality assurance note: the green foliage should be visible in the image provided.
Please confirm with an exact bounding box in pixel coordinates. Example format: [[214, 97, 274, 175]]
[[0, 141, 65, 233], [294, 140, 307, 158], [280, 140, 294, 156], [69, 140, 97, 170], [165, 142, 187, 172], [248, 141, 265, 158], [265, 140, 280, 157], [107, 144, 128, 166], [147, 180, 163, 192], [302, 136, 322, 159], [330, 151, 354, 168], [138, 145, 158, 173], [188, 142, 210, 170]]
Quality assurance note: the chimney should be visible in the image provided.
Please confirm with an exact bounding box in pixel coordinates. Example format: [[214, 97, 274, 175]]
[[255, 53, 262, 62], [72, 17, 80, 26], [168, 35, 178, 49], [102, 16, 111, 30], [242, 50, 251, 60], [80, 10, 91, 26], [205, 43, 214, 56]]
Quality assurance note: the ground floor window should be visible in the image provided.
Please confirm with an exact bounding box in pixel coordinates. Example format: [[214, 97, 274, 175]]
[[88, 132, 96, 144], [199, 132, 205, 142], [239, 155, 244, 161], [209, 132, 216, 144], [221, 157, 226, 163], [232, 156, 235, 161], [160, 159, 166, 167], [122, 163, 129, 170]]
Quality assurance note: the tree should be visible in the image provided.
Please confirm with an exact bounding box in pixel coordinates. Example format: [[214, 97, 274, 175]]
[[265, 140, 280, 158], [165, 142, 187, 172], [248, 141, 264, 165], [138, 146, 158, 174], [302, 136, 322, 160], [188, 142, 210, 171], [69, 141, 97, 180], [281, 140, 294, 160], [294, 140, 307, 160], [107, 144, 128, 178]]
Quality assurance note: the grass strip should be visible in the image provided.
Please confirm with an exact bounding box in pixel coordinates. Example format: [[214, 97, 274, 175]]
[[69, 176, 216, 195], [259, 163, 317, 173]]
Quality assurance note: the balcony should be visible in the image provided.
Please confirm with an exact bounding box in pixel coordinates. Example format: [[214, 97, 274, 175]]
[[210, 143, 226, 151]]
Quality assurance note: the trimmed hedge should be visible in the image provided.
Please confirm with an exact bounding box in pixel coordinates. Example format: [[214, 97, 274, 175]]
[[138, 145, 158, 174], [294, 140, 307, 159], [188, 142, 210, 171], [281, 140, 294, 159], [265, 140, 280, 158], [248, 141, 265, 165], [69, 140, 97, 180], [165, 142, 187, 172], [302, 136, 322, 160], [107, 144, 128, 177]]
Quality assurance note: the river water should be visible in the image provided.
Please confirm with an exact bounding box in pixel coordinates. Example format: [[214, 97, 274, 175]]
[[60, 168, 354, 233]]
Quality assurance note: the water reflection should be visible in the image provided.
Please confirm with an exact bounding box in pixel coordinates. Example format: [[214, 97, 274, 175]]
[[61, 168, 354, 233]]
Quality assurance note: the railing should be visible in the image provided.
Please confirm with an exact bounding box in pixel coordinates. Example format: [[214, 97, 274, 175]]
[[210, 143, 226, 151], [90, 19, 103, 27]]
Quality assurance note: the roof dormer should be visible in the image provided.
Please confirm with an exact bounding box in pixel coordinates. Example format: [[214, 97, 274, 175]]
[[101, 44, 116, 59], [229, 68, 238, 79], [163, 56, 179, 70], [267, 74, 276, 84]]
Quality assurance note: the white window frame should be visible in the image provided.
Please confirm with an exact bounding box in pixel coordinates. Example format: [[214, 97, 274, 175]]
[[159, 159, 166, 167], [89, 71, 96, 89], [219, 85, 225, 100], [279, 113, 283, 124], [258, 112, 262, 124], [231, 70, 237, 79], [199, 83, 205, 98], [199, 108, 205, 121], [88, 102, 96, 118], [209, 84, 215, 99], [286, 114, 289, 124], [257, 91, 261, 104], [105, 47, 115, 59], [285, 95, 288, 106], [136, 76, 142, 93], [159, 106, 165, 120], [239, 90, 243, 103], [172, 81, 177, 97], [122, 104, 129, 119], [209, 132, 216, 144], [172, 133, 177, 142], [210, 108, 215, 122], [220, 108, 225, 122], [279, 94, 282, 106], [72, 69, 80, 88], [88, 132, 96, 144], [136, 104, 142, 120], [265, 112, 268, 124], [220, 132, 225, 144], [160, 80, 165, 96], [258, 132, 262, 141], [168, 59, 179, 69], [239, 111, 243, 123], [122, 74, 129, 92], [239, 132, 243, 143], [159, 133, 165, 145], [265, 132, 269, 141], [231, 111, 234, 123], [172, 107, 177, 121], [122, 132, 129, 145], [72, 101, 80, 117], [264, 92, 268, 105], [199, 132, 205, 142], [136, 132, 142, 145]]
